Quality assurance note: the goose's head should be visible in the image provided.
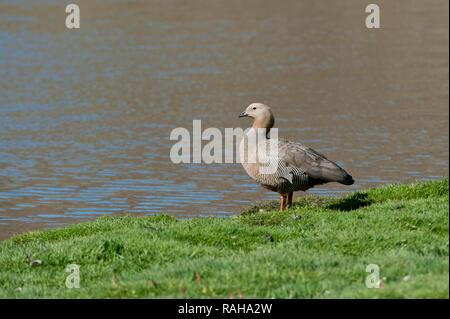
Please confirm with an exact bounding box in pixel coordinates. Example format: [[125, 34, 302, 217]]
[[239, 103, 274, 129]]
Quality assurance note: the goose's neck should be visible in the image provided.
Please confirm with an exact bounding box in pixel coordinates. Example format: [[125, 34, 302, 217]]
[[251, 114, 274, 138]]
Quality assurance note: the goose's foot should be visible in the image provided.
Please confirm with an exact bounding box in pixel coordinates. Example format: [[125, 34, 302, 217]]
[[287, 192, 293, 208], [279, 193, 287, 211]]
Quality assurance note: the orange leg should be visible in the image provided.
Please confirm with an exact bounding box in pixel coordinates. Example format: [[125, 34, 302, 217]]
[[287, 192, 293, 207], [279, 193, 287, 211]]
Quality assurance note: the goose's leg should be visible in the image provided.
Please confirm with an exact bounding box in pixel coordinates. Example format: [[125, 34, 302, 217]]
[[279, 193, 287, 211], [287, 192, 293, 208]]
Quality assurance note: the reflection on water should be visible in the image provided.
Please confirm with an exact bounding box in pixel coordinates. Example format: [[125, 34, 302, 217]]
[[0, 0, 448, 239]]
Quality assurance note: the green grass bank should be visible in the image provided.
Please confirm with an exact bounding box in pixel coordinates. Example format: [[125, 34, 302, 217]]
[[0, 179, 448, 298]]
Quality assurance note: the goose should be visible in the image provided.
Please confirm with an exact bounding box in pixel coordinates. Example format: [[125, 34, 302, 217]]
[[239, 103, 354, 211]]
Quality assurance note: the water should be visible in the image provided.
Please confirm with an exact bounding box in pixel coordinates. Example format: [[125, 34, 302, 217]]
[[0, 0, 448, 239]]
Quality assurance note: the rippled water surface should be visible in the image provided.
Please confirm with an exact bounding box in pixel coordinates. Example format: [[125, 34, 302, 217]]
[[0, 0, 448, 239]]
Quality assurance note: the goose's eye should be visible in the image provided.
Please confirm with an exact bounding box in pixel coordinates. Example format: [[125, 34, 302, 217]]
[[252, 107, 257, 110]]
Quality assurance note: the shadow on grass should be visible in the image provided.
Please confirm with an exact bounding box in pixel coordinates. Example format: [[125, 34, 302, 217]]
[[240, 201, 279, 215], [241, 191, 378, 215], [326, 192, 373, 211]]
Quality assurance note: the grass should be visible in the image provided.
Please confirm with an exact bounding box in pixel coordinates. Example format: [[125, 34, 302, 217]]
[[0, 179, 448, 298]]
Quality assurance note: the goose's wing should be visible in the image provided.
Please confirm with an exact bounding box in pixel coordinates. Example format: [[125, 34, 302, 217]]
[[279, 139, 353, 185]]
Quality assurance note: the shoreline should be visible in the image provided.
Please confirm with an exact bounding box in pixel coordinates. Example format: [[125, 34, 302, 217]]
[[0, 179, 448, 298]]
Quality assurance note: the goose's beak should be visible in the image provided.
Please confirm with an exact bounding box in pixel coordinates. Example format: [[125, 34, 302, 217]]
[[239, 111, 248, 118]]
